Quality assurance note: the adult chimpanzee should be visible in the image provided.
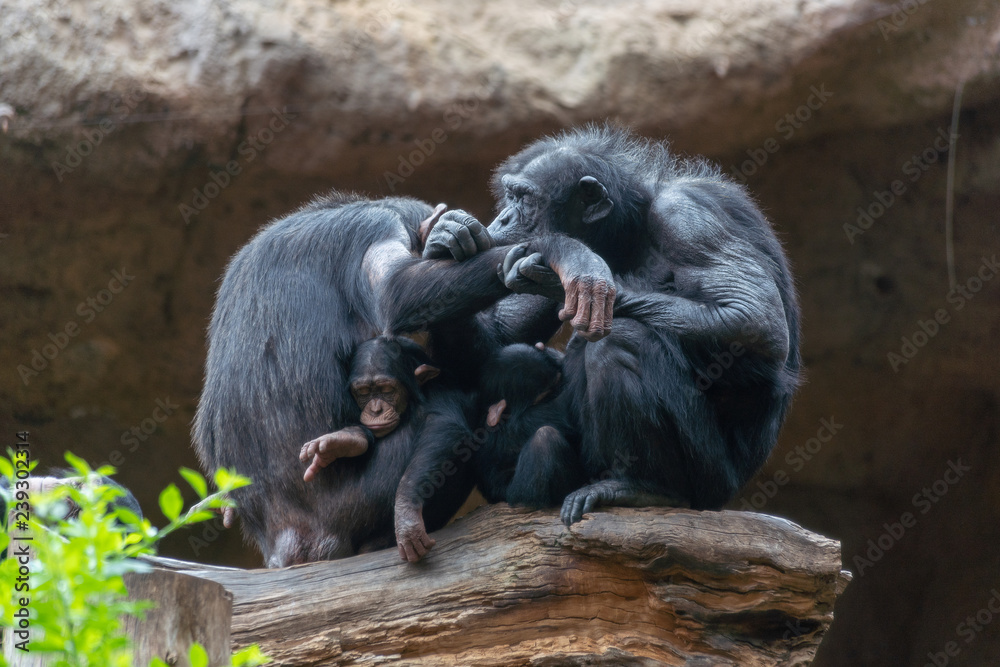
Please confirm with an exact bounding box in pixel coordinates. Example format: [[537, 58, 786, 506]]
[[474, 343, 584, 507], [194, 192, 610, 567], [430, 125, 801, 525]]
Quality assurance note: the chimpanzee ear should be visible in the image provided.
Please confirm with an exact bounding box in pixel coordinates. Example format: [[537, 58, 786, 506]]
[[578, 176, 614, 224], [414, 364, 441, 385], [486, 399, 507, 428]]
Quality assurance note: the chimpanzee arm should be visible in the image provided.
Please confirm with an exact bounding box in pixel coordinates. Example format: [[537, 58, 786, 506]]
[[500, 235, 617, 342], [378, 244, 515, 333], [394, 392, 476, 563], [612, 178, 791, 363]]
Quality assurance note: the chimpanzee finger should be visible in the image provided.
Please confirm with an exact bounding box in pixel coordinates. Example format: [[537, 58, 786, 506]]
[[569, 493, 588, 524], [468, 219, 494, 252], [448, 221, 478, 258], [582, 492, 598, 517], [503, 258, 530, 291], [559, 281, 580, 321], [604, 284, 616, 333], [502, 245, 528, 275], [571, 287, 593, 333], [298, 441, 314, 462], [303, 457, 323, 482]]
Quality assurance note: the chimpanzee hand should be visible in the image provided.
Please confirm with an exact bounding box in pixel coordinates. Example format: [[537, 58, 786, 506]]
[[522, 238, 616, 342], [299, 426, 370, 482], [498, 245, 564, 300], [422, 209, 494, 261], [395, 501, 435, 562]]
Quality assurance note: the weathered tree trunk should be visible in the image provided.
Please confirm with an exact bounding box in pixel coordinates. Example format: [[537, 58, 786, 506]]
[[122, 570, 233, 667], [3, 570, 232, 667], [151, 506, 851, 666]]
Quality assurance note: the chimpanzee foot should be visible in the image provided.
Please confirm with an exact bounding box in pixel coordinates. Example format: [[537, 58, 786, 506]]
[[560, 479, 684, 526], [299, 427, 370, 482]]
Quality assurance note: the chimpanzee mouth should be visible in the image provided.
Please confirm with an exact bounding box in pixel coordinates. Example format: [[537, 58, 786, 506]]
[[367, 420, 400, 436]]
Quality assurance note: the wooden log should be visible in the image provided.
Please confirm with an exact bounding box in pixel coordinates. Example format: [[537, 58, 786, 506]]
[[151, 505, 851, 666], [2, 570, 231, 667], [123, 570, 233, 667]]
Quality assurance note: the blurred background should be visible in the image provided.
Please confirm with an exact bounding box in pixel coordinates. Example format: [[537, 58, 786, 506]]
[[1, 1, 998, 664]]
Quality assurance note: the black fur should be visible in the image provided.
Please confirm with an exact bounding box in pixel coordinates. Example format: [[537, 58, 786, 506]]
[[475, 344, 584, 507], [194, 193, 542, 566], [487, 125, 801, 519]]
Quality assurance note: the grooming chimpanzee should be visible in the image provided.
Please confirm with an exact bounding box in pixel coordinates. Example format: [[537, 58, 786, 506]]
[[194, 193, 608, 567], [473, 343, 583, 507], [429, 125, 801, 525]]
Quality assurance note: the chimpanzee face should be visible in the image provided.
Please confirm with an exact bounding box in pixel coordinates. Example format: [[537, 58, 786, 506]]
[[351, 376, 408, 437], [348, 336, 440, 438], [488, 173, 547, 245], [488, 153, 614, 245]]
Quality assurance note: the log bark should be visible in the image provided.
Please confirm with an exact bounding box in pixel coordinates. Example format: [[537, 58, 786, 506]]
[[150, 505, 851, 666], [2, 570, 232, 667], [122, 570, 233, 667]]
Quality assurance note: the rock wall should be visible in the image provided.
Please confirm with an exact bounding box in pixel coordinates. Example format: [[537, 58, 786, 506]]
[[2, 1, 999, 664]]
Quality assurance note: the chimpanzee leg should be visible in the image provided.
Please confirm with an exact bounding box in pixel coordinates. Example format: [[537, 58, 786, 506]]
[[560, 318, 739, 525], [394, 390, 477, 562], [506, 426, 584, 508]]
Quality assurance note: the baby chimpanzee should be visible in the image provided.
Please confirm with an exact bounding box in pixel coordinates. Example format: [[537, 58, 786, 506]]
[[296, 335, 474, 559], [300, 336, 439, 483], [475, 343, 584, 507]]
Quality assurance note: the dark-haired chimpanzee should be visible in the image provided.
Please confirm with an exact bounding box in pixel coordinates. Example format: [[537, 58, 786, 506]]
[[194, 193, 605, 567], [474, 343, 584, 507], [426, 124, 801, 525], [291, 335, 475, 558], [299, 335, 440, 483]]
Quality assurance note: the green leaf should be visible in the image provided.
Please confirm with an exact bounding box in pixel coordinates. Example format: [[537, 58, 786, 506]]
[[214, 467, 252, 493], [158, 483, 183, 521], [179, 467, 209, 498], [232, 644, 273, 666], [189, 643, 209, 667], [0, 455, 13, 478], [150, 658, 171, 667], [64, 450, 92, 475], [184, 510, 217, 524]]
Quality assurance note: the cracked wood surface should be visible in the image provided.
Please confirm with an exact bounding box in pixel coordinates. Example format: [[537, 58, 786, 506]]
[[150, 506, 851, 666]]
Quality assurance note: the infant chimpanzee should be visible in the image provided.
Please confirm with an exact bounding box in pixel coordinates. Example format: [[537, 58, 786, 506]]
[[475, 343, 584, 507]]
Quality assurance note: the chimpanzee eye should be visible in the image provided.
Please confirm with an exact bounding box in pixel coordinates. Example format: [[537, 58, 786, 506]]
[[355, 386, 370, 396]]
